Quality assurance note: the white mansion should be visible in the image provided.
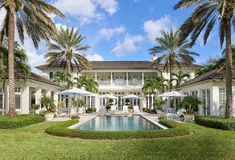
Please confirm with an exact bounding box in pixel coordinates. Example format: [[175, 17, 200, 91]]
[[36, 61, 199, 112], [2, 59, 235, 116]]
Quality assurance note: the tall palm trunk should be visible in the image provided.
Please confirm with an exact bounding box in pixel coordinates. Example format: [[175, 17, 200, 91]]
[[224, 15, 233, 118], [67, 60, 72, 117], [7, 9, 16, 116], [169, 52, 174, 91]]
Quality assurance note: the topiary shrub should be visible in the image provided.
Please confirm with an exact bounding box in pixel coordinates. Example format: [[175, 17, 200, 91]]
[[195, 116, 235, 130], [46, 119, 191, 139], [0, 114, 45, 129]]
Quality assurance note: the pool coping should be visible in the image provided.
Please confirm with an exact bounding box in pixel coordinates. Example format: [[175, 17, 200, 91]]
[[139, 114, 168, 130], [68, 114, 98, 129], [68, 113, 168, 130]]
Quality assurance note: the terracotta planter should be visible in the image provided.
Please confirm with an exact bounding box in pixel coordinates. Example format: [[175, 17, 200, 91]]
[[45, 113, 55, 121]]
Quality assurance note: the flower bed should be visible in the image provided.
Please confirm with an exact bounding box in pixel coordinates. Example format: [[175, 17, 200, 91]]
[[46, 119, 191, 139], [0, 114, 45, 129], [195, 116, 235, 130]]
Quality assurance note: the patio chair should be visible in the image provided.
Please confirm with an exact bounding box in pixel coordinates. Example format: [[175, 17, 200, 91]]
[[133, 106, 140, 113], [123, 105, 128, 113], [57, 107, 69, 117], [99, 106, 105, 112], [78, 107, 83, 114]]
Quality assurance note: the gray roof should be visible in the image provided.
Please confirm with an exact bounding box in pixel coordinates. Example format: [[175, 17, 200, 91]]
[[36, 61, 201, 70], [177, 67, 235, 88]]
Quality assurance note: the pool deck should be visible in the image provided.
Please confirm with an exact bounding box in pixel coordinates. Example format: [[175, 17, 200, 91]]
[[139, 113, 168, 129]]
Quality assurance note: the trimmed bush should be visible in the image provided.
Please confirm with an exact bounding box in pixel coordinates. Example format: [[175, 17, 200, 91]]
[[0, 114, 45, 129], [195, 116, 235, 130], [46, 119, 191, 139]]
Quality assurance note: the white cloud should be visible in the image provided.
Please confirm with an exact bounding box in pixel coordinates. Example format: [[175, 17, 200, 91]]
[[86, 54, 104, 61], [96, 0, 118, 15], [98, 26, 125, 40], [53, 0, 118, 24], [53, 0, 101, 24], [143, 15, 174, 42], [111, 34, 144, 56]]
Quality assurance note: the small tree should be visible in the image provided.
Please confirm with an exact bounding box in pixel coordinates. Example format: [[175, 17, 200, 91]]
[[31, 104, 40, 114], [153, 98, 166, 110], [40, 96, 55, 113], [179, 96, 201, 114]]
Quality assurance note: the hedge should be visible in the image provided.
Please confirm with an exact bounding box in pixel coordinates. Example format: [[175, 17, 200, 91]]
[[46, 119, 191, 139], [0, 114, 45, 129], [195, 116, 235, 130]]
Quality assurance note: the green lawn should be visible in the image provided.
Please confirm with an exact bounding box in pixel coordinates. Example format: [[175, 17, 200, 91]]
[[0, 122, 235, 160]]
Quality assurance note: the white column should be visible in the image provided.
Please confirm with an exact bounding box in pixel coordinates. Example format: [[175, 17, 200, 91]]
[[110, 72, 113, 86], [95, 96, 100, 112], [89, 96, 92, 108], [211, 86, 219, 116], [147, 94, 150, 109], [53, 91, 59, 108], [35, 89, 42, 105], [126, 72, 128, 86], [95, 72, 97, 81], [21, 86, 30, 114], [151, 94, 154, 109], [142, 72, 144, 85], [46, 90, 51, 97]]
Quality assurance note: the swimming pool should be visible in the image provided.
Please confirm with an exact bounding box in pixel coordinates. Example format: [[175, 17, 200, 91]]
[[77, 115, 161, 131]]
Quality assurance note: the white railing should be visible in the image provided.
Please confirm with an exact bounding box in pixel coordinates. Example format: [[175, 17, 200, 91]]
[[113, 79, 126, 86], [128, 80, 142, 86], [97, 80, 111, 85]]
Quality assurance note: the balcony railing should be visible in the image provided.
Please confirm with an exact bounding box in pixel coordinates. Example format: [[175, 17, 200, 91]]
[[97, 80, 111, 85], [113, 79, 126, 86], [128, 80, 142, 86]]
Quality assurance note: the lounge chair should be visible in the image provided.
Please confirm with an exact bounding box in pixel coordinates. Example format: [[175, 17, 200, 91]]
[[78, 107, 83, 114], [111, 105, 117, 113], [133, 106, 140, 113], [99, 106, 105, 112], [123, 105, 128, 113]]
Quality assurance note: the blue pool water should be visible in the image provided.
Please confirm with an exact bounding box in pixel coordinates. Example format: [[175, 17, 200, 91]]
[[77, 116, 161, 131]]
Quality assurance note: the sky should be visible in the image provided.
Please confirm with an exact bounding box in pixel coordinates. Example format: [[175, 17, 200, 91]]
[[0, 0, 226, 73]]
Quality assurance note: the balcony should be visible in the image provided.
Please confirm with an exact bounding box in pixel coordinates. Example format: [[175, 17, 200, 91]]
[[128, 80, 142, 86], [113, 79, 126, 86], [97, 80, 111, 85]]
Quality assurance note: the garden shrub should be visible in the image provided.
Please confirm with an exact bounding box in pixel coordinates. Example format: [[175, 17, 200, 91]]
[[46, 119, 191, 139], [195, 116, 235, 130], [0, 114, 45, 129]]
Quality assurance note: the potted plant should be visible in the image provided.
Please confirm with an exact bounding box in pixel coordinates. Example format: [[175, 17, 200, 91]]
[[106, 99, 113, 112], [31, 104, 40, 114], [41, 96, 56, 121], [125, 99, 133, 113], [77, 99, 87, 114], [179, 96, 201, 121], [153, 98, 166, 114]]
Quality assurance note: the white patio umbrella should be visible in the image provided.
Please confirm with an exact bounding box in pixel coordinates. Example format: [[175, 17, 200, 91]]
[[99, 94, 118, 99], [59, 87, 96, 96], [123, 94, 140, 99], [158, 91, 186, 98]]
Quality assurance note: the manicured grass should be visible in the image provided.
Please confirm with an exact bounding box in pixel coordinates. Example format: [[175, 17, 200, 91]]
[[0, 121, 235, 159]]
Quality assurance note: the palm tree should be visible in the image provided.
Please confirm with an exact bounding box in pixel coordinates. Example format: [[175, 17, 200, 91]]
[[142, 77, 166, 95], [0, 0, 63, 116], [174, 0, 235, 118], [75, 76, 98, 93], [149, 29, 198, 91], [172, 71, 189, 86], [45, 27, 91, 88], [54, 71, 73, 88]]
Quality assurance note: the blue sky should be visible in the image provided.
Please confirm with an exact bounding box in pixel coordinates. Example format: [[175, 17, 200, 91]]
[[0, 0, 225, 72]]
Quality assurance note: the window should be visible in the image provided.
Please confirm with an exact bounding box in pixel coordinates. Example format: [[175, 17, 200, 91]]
[[49, 72, 54, 80], [219, 88, 226, 116], [201, 89, 210, 115], [15, 95, 21, 109], [15, 87, 21, 93]]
